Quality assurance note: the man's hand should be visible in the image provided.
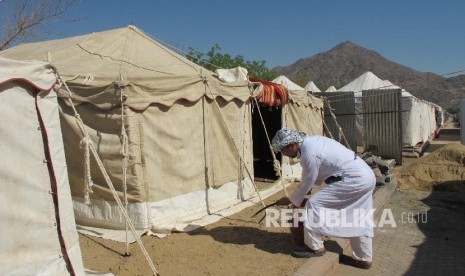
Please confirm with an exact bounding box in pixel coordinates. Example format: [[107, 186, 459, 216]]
[[275, 196, 292, 206]]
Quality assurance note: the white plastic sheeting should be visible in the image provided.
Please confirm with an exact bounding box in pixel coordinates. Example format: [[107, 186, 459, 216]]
[[402, 96, 438, 146], [216, 66, 249, 82]]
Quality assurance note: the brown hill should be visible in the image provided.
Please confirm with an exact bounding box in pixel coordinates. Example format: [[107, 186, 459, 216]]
[[272, 41, 465, 109]]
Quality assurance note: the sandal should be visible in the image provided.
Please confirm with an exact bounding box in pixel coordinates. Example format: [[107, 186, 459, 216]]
[[339, 254, 372, 269], [291, 246, 326, 258]]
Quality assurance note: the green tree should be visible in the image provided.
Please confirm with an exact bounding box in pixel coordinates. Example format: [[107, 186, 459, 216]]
[[186, 44, 277, 81], [446, 107, 460, 115]]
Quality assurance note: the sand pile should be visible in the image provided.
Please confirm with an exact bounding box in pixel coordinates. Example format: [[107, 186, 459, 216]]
[[395, 142, 465, 193]]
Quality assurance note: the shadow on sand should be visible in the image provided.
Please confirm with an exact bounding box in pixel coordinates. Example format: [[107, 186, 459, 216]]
[[188, 225, 343, 256]]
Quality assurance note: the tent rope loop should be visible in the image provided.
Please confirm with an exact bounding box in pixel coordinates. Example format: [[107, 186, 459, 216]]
[[82, 73, 94, 84], [80, 136, 94, 205], [201, 76, 208, 84], [121, 132, 129, 157]]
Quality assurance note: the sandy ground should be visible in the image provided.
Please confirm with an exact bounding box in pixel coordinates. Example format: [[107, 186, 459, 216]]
[[79, 121, 464, 276], [80, 182, 305, 275], [80, 183, 307, 276]]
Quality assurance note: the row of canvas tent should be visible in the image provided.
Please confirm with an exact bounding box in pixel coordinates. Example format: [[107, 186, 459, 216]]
[[273, 75, 336, 93], [271, 71, 443, 164], [0, 24, 324, 254], [297, 70, 441, 148]]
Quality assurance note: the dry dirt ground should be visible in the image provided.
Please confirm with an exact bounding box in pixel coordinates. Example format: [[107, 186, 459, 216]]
[[80, 183, 307, 276], [80, 122, 465, 276]]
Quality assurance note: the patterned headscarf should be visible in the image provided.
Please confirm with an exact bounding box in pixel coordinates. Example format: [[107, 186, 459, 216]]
[[271, 128, 307, 152]]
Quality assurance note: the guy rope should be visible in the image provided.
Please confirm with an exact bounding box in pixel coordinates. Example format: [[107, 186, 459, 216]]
[[251, 97, 289, 198], [56, 71, 159, 276], [323, 97, 351, 149], [202, 76, 266, 207]]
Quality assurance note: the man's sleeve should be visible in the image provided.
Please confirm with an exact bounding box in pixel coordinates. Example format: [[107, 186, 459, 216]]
[[289, 155, 320, 206]]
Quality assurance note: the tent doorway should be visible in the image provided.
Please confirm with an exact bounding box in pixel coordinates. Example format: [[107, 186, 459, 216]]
[[252, 104, 282, 181]]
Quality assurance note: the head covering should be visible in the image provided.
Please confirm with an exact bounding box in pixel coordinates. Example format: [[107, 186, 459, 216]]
[[271, 128, 307, 152]]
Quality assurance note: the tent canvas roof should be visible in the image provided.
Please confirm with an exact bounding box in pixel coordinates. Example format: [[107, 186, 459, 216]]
[[0, 25, 255, 109], [338, 71, 401, 92], [305, 81, 321, 92], [325, 85, 337, 92], [1, 25, 204, 81], [272, 75, 305, 91]]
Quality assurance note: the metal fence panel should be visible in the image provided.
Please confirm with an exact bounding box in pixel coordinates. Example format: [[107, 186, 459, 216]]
[[363, 89, 403, 164], [314, 92, 357, 151]]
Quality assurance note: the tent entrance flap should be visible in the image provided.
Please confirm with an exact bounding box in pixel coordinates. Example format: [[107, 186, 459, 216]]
[[252, 104, 282, 181]]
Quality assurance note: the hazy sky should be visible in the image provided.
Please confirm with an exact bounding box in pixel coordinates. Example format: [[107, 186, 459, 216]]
[[11, 0, 465, 76]]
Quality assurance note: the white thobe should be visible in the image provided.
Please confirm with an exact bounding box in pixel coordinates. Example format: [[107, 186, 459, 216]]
[[289, 135, 376, 238]]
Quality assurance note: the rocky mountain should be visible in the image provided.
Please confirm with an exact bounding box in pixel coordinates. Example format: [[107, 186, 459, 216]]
[[272, 41, 464, 110]]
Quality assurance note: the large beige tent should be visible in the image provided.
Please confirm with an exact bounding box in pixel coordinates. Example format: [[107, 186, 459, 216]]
[[1, 25, 323, 233], [0, 25, 260, 231], [0, 58, 85, 275]]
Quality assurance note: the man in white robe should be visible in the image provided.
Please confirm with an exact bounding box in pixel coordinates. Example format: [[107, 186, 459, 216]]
[[272, 128, 375, 269]]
